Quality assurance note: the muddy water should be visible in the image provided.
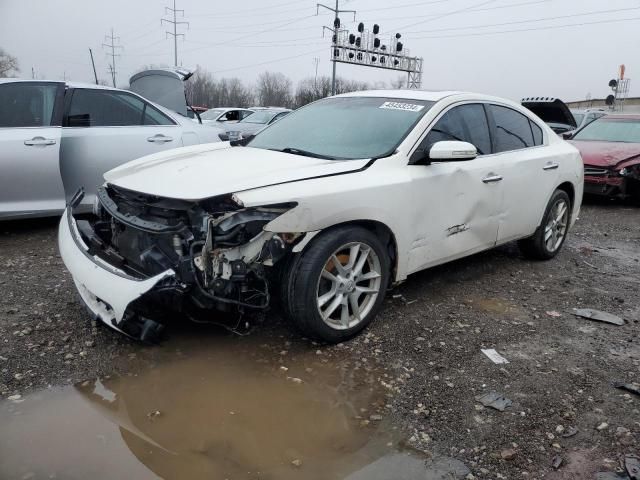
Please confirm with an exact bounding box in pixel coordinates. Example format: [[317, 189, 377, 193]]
[[0, 337, 399, 480]]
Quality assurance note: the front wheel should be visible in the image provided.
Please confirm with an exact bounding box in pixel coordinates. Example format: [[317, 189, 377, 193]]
[[518, 189, 571, 260], [281, 226, 390, 343]]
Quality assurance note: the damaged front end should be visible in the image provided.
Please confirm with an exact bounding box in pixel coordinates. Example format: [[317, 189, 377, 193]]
[[584, 163, 640, 198], [66, 185, 298, 341]]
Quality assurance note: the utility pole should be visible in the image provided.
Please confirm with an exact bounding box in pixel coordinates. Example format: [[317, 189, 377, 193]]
[[89, 48, 99, 85], [102, 28, 123, 87], [162, 0, 189, 67], [31, 67, 35, 79], [313, 57, 320, 91], [318, 1, 356, 96]]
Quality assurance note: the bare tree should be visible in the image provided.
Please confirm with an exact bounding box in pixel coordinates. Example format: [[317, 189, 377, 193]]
[[294, 75, 370, 108], [0, 48, 19, 77], [255, 71, 292, 108], [184, 67, 254, 107], [390, 76, 406, 89]]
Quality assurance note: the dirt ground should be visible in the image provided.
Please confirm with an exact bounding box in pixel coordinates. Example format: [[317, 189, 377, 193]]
[[1, 198, 639, 479]]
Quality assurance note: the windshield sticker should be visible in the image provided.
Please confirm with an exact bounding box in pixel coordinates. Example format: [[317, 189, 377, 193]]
[[379, 101, 425, 112]]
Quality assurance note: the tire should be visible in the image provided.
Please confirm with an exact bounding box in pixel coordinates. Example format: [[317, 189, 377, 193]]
[[281, 226, 390, 343], [518, 189, 571, 260]]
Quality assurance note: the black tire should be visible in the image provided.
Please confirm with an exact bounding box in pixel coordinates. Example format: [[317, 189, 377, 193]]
[[518, 189, 571, 260], [281, 226, 390, 343]]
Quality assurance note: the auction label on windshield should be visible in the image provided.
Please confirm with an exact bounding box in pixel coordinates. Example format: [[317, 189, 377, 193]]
[[379, 101, 425, 112]]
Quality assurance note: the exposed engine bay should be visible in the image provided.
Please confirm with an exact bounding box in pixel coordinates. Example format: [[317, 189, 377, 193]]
[[72, 185, 299, 340]]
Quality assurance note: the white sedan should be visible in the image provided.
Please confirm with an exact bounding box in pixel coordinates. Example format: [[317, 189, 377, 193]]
[[59, 90, 583, 343]]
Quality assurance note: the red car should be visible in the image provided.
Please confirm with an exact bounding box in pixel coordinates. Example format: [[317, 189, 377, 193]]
[[568, 114, 640, 198]]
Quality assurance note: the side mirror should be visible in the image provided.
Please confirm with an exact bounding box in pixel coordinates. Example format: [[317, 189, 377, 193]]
[[429, 141, 477, 161]]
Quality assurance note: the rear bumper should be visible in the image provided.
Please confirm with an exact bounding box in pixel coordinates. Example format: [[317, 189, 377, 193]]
[[58, 208, 175, 335]]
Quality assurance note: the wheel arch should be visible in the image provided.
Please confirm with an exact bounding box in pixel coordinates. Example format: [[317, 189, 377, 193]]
[[294, 219, 400, 283], [556, 181, 575, 209]]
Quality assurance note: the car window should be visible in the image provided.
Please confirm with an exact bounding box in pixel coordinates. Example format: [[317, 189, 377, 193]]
[[530, 120, 543, 146], [143, 104, 175, 125], [240, 110, 254, 119], [572, 113, 585, 125], [68, 89, 149, 127], [0, 82, 58, 128], [572, 118, 640, 142], [489, 104, 534, 152], [269, 112, 289, 124], [421, 104, 491, 155]]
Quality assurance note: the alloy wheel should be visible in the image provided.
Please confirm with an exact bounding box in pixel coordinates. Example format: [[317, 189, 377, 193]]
[[315, 242, 382, 330]]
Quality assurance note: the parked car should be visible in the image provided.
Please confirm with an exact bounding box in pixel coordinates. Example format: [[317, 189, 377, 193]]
[[0, 79, 224, 220], [59, 90, 583, 343], [221, 107, 291, 141], [568, 114, 640, 198], [571, 108, 607, 130], [522, 97, 577, 134], [200, 107, 255, 127]]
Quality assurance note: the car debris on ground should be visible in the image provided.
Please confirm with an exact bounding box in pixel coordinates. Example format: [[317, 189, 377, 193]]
[[573, 308, 625, 326], [475, 392, 512, 411], [480, 348, 509, 364]]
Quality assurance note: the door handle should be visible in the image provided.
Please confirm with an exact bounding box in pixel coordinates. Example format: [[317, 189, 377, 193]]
[[24, 137, 56, 146], [482, 174, 503, 183], [543, 163, 559, 170], [147, 134, 173, 143]]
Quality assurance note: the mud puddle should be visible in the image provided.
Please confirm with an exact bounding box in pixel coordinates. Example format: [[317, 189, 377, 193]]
[[0, 336, 468, 480]]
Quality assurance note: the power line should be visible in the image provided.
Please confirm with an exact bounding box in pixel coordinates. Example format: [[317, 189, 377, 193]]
[[162, 0, 189, 66], [394, 0, 499, 31], [405, 5, 640, 34], [182, 14, 318, 54], [341, 0, 550, 26], [102, 27, 123, 87], [411, 14, 640, 39], [211, 47, 327, 74], [194, 0, 313, 18]]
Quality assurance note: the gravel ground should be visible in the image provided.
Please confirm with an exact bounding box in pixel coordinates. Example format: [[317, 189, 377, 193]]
[[1, 199, 639, 479]]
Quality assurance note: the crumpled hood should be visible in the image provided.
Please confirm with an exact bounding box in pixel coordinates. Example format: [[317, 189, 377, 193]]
[[104, 144, 370, 201], [569, 140, 640, 169]]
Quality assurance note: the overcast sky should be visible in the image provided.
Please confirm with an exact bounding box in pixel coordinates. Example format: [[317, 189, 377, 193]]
[[0, 0, 636, 102]]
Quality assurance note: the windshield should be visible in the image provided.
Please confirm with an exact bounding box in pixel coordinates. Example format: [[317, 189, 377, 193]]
[[241, 110, 281, 124], [249, 97, 434, 160], [573, 118, 640, 143], [201, 109, 225, 120], [572, 113, 584, 125]]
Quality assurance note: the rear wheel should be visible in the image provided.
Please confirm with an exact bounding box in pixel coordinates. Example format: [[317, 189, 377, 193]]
[[281, 226, 390, 343], [518, 189, 571, 260]]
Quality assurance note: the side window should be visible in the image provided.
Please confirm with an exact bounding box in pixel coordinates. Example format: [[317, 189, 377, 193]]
[[270, 112, 289, 124], [0, 82, 58, 127], [530, 120, 543, 146], [489, 105, 534, 152], [143, 104, 175, 126], [422, 104, 491, 155], [67, 89, 147, 127], [241, 110, 253, 120]]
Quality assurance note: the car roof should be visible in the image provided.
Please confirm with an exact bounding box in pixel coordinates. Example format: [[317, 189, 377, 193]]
[[598, 114, 640, 120], [337, 89, 463, 102], [0, 77, 127, 92]]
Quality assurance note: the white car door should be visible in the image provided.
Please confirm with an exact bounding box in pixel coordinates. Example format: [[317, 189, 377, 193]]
[[486, 104, 559, 243], [406, 103, 503, 273], [60, 88, 183, 209], [0, 81, 66, 219]]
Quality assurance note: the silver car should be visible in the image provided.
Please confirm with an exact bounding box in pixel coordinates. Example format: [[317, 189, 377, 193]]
[[200, 107, 255, 126], [0, 79, 224, 220], [223, 107, 291, 141]]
